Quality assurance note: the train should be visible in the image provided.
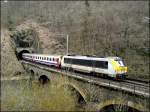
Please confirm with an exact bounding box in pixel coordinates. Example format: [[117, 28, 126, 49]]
[[22, 53, 127, 79]]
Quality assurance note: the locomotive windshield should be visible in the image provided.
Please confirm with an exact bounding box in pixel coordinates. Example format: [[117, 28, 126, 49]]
[[115, 58, 125, 67]]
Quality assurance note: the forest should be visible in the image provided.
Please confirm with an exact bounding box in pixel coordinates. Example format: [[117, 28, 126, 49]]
[[1, 1, 149, 79]]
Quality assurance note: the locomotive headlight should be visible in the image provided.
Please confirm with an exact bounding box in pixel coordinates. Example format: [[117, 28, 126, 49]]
[[125, 67, 128, 72]]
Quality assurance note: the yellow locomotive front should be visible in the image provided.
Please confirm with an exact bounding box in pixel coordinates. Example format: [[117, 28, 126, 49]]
[[111, 57, 128, 79]]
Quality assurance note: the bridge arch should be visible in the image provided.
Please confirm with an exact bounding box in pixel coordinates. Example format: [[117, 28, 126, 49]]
[[30, 69, 34, 75], [58, 82, 90, 104], [97, 99, 145, 112], [18, 50, 30, 60], [38, 75, 50, 85]]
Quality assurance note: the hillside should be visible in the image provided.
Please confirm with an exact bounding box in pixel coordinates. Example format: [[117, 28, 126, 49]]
[[1, 1, 149, 80], [1, 29, 24, 77]]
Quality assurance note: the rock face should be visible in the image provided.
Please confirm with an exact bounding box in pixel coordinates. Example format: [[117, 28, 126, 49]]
[[1, 29, 24, 77], [10, 29, 34, 48], [16, 19, 65, 55], [10, 29, 41, 54]]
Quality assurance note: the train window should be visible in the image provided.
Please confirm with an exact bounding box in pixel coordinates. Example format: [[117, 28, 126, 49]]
[[64, 58, 72, 63], [115, 59, 124, 66], [76, 59, 92, 67], [64, 58, 108, 69], [64, 58, 93, 67], [95, 61, 108, 69]]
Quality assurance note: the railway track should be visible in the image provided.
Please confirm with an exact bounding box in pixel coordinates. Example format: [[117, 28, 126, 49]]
[[124, 79, 149, 87], [126, 77, 149, 84]]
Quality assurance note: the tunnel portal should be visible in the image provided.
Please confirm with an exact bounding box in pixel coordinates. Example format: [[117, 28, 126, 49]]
[[17, 50, 30, 60]]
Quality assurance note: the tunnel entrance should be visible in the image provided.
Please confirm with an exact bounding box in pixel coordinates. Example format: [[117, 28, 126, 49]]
[[100, 104, 141, 112], [17, 50, 30, 60]]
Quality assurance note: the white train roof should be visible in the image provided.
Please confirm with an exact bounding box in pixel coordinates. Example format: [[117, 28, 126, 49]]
[[64, 55, 120, 61], [23, 53, 122, 60], [23, 53, 61, 57]]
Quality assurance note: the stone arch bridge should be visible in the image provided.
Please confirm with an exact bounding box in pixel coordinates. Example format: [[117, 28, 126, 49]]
[[21, 60, 149, 112]]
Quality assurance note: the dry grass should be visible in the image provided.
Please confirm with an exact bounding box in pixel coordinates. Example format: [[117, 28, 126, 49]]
[[1, 80, 77, 111]]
